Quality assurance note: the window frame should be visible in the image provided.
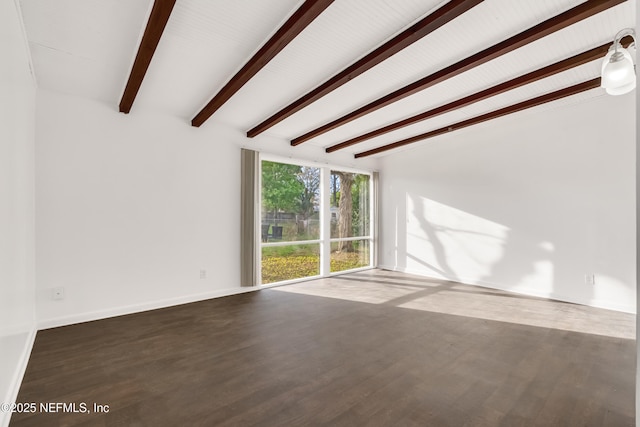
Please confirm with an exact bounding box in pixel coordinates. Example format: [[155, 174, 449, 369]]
[[257, 153, 376, 286]]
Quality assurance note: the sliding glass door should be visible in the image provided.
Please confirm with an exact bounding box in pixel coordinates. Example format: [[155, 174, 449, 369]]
[[260, 158, 373, 285]]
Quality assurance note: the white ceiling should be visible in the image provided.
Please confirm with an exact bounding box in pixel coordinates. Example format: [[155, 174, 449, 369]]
[[20, 0, 637, 158]]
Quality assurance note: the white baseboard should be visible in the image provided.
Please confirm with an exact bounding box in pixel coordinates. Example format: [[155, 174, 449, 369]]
[[38, 267, 381, 330], [1, 328, 36, 427], [585, 299, 636, 314], [378, 264, 636, 314], [37, 286, 258, 330], [35, 264, 635, 330]]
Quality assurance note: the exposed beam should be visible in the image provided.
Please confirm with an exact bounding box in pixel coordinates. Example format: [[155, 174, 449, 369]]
[[246, 0, 484, 137], [327, 36, 633, 153], [120, 0, 176, 114], [192, 0, 334, 128], [292, 0, 625, 145], [354, 78, 601, 158]]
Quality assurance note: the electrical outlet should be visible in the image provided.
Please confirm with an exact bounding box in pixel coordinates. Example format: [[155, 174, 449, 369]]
[[584, 274, 595, 286], [52, 287, 65, 300], [199, 270, 207, 279]]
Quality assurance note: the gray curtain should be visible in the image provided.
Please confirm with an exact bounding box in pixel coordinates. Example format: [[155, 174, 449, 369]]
[[240, 149, 258, 286]]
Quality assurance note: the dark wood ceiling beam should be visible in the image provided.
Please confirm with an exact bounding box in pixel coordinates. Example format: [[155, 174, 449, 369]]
[[327, 36, 633, 153], [119, 0, 176, 114], [246, 0, 484, 137], [292, 0, 625, 145], [192, 0, 334, 127], [354, 78, 601, 158]]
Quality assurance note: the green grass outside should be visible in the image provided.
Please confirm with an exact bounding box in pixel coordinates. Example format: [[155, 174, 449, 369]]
[[261, 245, 369, 284]]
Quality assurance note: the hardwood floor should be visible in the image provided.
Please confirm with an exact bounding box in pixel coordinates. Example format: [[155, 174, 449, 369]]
[[11, 270, 635, 426]]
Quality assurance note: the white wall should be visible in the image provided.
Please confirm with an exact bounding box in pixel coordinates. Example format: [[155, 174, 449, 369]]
[[35, 89, 378, 328], [379, 93, 636, 313], [0, 1, 37, 426]]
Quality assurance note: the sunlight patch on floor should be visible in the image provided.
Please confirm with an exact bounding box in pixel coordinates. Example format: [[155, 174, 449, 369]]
[[271, 270, 635, 340]]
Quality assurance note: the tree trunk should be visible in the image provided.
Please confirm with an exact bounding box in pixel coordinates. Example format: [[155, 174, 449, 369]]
[[336, 172, 354, 252], [331, 174, 338, 206]]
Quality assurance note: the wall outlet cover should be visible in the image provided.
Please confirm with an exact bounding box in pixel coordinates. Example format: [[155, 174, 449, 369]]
[[53, 287, 65, 300]]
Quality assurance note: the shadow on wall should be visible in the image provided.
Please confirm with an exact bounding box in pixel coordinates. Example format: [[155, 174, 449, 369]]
[[479, 229, 568, 302], [405, 193, 510, 283], [384, 187, 635, 311], [378, 125, 635, 313], [379, 92, 635, 313], [399, 192, 597, 307]]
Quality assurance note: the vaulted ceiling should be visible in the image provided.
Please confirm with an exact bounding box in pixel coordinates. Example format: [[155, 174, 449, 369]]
[[20, 0, 636, 158]]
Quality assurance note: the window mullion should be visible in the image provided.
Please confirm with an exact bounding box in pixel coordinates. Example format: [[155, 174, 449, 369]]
[[320, 167, 331, 276]]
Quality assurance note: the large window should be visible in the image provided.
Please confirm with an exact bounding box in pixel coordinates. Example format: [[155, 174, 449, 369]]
[[259, 158, 373, 285], [261, 161, 321, 284]]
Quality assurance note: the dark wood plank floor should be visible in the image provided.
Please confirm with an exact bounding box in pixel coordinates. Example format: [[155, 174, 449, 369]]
[[11, 270, 635, 426]]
